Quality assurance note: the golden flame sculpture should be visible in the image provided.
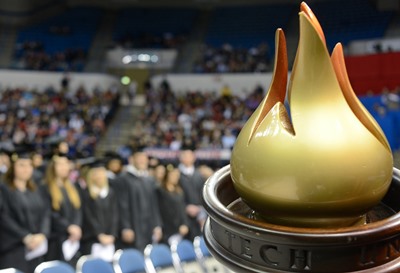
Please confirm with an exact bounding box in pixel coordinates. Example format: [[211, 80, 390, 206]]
[[230, 2, 393, 228]]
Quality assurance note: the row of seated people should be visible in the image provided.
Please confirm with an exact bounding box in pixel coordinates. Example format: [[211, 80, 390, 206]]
[[192, 43, 272, 73], [121, 80, 264, 155], [13, 41, 87, 72], [0, 86, 119, 158], [14, 7, 101, 72], [0, 144, 209, 273], [121, 81, 400, 161]]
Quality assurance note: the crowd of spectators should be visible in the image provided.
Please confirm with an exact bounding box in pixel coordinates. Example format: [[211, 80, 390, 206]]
[[118, 80, 400, 167], [0, 85, 119, 159], [120, 80, 265, 163], [13, 41, 87, 72], [193, 43, 272, 73]]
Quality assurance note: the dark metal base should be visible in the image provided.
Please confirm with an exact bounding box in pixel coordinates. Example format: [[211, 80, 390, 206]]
[[203, 166, 400, 273]]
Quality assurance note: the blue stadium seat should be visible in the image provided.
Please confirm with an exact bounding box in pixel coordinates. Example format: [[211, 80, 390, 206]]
[[76, 255, 114, 273], [113, 248, 146, 273], [34, 261, 75, 273], [309, 0, 393, 50], [205, 4, 295, 53], [113, 8, 197, 47], [144, 244, 175, 273], [171, 239, 203, 273]]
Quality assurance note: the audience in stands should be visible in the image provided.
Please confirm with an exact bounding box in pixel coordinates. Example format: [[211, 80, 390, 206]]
[[0, 86, 119, 159], [123, 80, 262, 155], [193, 43, 271, 73], [14, 41, 87, 72]]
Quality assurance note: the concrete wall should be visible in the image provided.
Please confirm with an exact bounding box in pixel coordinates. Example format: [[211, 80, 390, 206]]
[[151, 72, 276, 97], [0, 69, 119, 93]]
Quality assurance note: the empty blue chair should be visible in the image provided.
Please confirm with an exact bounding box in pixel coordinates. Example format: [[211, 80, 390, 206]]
[[171, 239, 203, 273], [173, 239, 197, 262], [34, 261, 75, 273], [76, 255, 114, 273], [144, 244, 176, 273], [113, 248, 146, 273]]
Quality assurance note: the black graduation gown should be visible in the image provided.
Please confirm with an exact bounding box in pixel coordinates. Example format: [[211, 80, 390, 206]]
[[117, 172, 162, 251], [156, 187, 189, 245], [0, 184, 51, 273], [80, 187, 119, 255], [41, 185, 82, 263], [178, 170, 206, 240]]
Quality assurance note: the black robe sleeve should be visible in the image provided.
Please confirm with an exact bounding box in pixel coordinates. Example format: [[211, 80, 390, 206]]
[[0, 185, 51, 252], [39, 188, 51, 237], [41, 185, 82, 236], [82, 188, 119, 241], [0, 191, 31, 251], [115, 174, 133, 231]]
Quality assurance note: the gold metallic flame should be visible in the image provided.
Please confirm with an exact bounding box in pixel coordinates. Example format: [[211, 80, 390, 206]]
[[231, 2, 393, 228]]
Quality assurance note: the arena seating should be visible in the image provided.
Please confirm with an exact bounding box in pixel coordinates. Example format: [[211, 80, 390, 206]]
[[310, 0, 393, 50], [205, 4, 295, 53], [13, 7, 103, 71], [113, 8, 197, 49]]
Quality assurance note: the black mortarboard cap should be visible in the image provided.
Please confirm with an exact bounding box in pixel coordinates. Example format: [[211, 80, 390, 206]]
[[50, 152, 70, 161], [103, 151, 123, 164], [10, 143, 35, 162], [85, 158, 107, 169]]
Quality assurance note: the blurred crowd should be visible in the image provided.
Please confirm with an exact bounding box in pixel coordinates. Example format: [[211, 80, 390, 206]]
[[120, 80, 266, 162], [0, 85, 119, 159], [14, 41, 87, 72], [193, 43, 272, 73]]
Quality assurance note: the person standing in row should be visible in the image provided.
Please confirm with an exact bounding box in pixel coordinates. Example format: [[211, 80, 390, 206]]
[[178, 149, 207, 241], [156, 165, 189, 245], [42, 153, 82, 265], [117, 149, 162, 251], [80, 161, 118, 261], [0, 147, 50, 273]]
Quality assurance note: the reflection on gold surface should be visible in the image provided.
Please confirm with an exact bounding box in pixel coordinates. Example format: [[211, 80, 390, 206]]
[[230, 2, 393, 228]]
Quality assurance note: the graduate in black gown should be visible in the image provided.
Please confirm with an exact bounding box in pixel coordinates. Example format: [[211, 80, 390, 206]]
[[0, 148, 51, 273], [117, 150, 162, 251], [80, 161, 118, 260], [42, 153, 82, 265], [156, 165, 189, 245], [103, 151, 123, 183], [178, 150, 207, 240]]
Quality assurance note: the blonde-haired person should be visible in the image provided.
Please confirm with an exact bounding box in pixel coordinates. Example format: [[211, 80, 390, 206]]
[[0, 147, 50, 273], [156, 165, 189, 245], [80, 161, 118, 261], [41, 153, 82, 265]]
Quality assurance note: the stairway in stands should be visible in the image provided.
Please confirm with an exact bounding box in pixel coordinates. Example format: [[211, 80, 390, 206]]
[[384, 11, 400, 38], [0, 24, 18, 68], [85, 9, 117, 72], [95, 94, 145, 156], [173, 8, 213, 73]]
